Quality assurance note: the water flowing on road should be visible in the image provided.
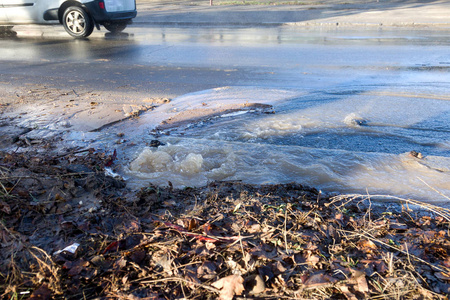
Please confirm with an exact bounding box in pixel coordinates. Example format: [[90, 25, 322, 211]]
[[123, 86, 450, 203]]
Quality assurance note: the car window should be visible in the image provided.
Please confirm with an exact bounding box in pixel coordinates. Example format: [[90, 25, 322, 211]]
[[104, 0, 135, 13]]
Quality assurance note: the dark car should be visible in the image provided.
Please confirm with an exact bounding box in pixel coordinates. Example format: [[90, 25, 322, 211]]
[[0, 0, 137, 38]]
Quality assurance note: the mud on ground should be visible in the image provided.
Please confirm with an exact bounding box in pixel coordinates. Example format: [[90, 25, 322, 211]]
[[1, 139, 450, 299]]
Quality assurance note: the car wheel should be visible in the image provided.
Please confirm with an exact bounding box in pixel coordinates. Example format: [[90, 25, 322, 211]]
[[103, 21, 128, 33], [63, 6, 94, 38]]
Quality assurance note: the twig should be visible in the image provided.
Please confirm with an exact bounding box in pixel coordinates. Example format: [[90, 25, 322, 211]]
[[28, 246, 62, 294], [0, 220, 20, 240], [54, 148, 93, 159], [284, 205, 290, 255], [404, 242, 412, 267], [139, 276, 220, 293], [417, 177, 450, 201], [239, 232, 249, 270]]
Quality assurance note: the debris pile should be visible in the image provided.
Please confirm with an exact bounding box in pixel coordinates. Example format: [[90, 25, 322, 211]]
[[1, 149, 450, 299]]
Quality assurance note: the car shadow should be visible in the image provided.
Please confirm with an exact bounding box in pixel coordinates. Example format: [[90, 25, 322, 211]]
[[104, 31, 133, 39]]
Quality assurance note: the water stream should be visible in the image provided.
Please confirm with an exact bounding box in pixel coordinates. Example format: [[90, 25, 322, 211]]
[[122, 86, 450, 203]]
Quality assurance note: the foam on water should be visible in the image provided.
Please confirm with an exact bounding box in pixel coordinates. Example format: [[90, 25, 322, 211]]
[[243, 92, 450, 138], [127, 142, 238, 187], [126, 138, 450, 202]]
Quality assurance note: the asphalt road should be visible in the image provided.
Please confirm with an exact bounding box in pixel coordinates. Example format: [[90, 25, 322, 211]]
[[0, 0, 449, 131]]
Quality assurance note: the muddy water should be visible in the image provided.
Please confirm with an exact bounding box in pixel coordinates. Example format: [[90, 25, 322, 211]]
[[123, 86, 450, 203]]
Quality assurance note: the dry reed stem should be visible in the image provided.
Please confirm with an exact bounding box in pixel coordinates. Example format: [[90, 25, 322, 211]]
[[417, 177, 450, 202], [28, 246, 62, 294]]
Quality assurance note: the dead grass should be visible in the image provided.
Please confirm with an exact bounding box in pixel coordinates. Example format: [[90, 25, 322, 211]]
[[1, 150, 450, 299]]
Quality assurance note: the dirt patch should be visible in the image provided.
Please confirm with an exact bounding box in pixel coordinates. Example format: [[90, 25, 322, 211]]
[[1, 142, 450, 299], [0, 83, 167, 132]]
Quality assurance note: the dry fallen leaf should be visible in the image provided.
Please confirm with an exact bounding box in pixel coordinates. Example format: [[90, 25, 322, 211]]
[[0, 200, 11, 214], [29, 284, 52, 300], [339, 285, 358, 300], [435, 271, 450, 281], [306, 254, 320, 267], [303, 272, 338, 290], [348, 269, 369, 294], [211, 274, 245, 300], [358, 239, 377, 251], [354, 272, 369, 294], [443, 256, 450, 268]]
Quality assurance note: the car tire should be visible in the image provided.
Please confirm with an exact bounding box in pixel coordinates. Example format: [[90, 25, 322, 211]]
[[103, 21, 128, 33], [63, 6, 94, 38]]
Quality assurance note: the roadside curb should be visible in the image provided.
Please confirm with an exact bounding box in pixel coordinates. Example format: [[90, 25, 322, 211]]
[[133, 1, 450, 29], [132, 20, 450, 29], [286, 22, 450, 28]]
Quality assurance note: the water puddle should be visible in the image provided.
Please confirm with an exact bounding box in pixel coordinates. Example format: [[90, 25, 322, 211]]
[[118, 86, 450, 203]]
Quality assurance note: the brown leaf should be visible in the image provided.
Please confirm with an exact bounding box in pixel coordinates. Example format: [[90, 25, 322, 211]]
[[358, 239, 377, 251], [249, 244, 277, 260], [129, 249, 146, 264], [347, 269, 369, 294], [274, 261, 287, 273], [113, 257, 127, 273], [306, 254, 320, 268], [339, 285, 358, 300], [0, 200, 11, 214], [188, 218, 199, 231], [184, 266, 201, 289], [197, 261, 217, 279], [244, 274, 265, 295], [355, 273, 369, 293], [303, 272, 338, 290], [152, 253, 173, 275], [247, 223, 261, 233], [443, 256, 450, 268], [389, 221, 408, 230], [374, 260, 388, 273], [360, 259, 387, 274], [29, 284, 52, 300], [126, 220, 141, 232], [211, 274, 245, 300], [68, 265, 84, 277], [335, 213, 346, 227], [435, 271, 450, 281]]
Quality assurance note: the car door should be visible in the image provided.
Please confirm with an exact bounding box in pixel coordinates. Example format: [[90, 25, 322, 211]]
[[3, 0, 37, 23], [0, 0, 8, 22]]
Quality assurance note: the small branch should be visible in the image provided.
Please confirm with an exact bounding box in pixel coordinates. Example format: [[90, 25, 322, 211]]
[[139, 276, 220, 293]]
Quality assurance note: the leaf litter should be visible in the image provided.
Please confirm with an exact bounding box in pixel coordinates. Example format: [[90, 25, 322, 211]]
[[1, 146, 450, 300]]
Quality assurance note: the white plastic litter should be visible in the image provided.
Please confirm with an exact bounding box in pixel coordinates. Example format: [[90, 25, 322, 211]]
[[53, 243, 80, 256]]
